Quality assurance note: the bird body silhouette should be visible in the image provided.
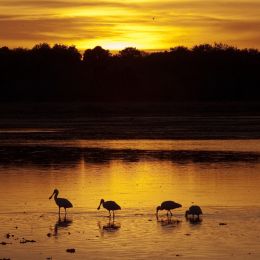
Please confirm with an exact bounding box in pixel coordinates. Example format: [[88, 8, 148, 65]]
[[185, 205, 203, 218], [49, 189, 73, 215], [156, 201, 182, 216], [97, 199, 121, 217]]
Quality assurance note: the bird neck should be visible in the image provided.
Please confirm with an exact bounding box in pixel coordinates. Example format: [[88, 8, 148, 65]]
[[100, 200, 104, 208], [54, 192, 58, 201]]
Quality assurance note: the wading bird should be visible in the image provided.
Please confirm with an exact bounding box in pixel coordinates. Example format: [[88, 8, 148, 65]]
[[49, 189, 73, 215], [97, 199, 121, 218], [185, 205, 203, 218], [156, 201, 182, 216]]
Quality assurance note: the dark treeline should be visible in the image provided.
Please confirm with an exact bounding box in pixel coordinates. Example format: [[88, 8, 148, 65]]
[[0, 43, 260, 102]]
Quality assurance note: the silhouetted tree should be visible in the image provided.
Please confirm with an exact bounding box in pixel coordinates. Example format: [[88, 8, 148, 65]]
[[52, 44, 81, 63], [0, 43, 260, 102], [118, 47, 144, 59], [83, 46, 111, 64], [32, 43, 51, 51]]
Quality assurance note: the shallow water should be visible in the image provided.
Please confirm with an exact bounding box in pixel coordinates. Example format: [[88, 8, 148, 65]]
[[1, 139, 260, 259]]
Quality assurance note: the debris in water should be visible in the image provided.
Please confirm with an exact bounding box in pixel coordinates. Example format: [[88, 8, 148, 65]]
[[20, 239, 36, 244], [0, 242, 11, 245], [66, 248, 76, 253], [5, 234, 10, 239], [219, 223, 227, 226], [47, 233, 51, 237]]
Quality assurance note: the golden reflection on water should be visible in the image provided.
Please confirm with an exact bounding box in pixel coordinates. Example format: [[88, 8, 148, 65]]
[[1, 140, 260, 259], [1, 157, 260, 214]]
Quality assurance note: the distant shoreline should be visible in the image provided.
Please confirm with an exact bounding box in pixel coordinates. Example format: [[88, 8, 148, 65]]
[[1, 102, 260, 140], [2, 101, 260, 118]]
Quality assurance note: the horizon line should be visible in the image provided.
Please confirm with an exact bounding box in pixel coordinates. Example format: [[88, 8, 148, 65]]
[[1, 42, 259, 53]]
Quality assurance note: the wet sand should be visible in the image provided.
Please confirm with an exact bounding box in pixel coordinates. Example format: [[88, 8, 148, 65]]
[[1, 207, 260, 259]]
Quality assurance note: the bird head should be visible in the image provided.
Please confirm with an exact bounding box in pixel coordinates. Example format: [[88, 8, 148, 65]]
[[97, 199, 104, 210], [185, 210, 190, 217], [176, 203, 182, 208], [156, 206, 161, 214], [49, 189, 59, 200]]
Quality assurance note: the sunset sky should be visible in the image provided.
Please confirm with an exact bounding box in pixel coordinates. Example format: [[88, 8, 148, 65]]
[[0, 0, 260, 50]]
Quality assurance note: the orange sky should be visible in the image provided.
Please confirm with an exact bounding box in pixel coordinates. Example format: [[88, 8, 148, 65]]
[[0, 0, 260, 50]]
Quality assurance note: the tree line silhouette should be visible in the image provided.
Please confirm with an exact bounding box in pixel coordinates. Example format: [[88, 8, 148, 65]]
[[0, 43, 259, 102]]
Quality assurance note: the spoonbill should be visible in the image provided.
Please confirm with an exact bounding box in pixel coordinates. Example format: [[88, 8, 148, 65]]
[[97, 199, 121, 218], [156, 201, 182, 216], [49, 189, 73, 215], [185, 205, 203, 218]]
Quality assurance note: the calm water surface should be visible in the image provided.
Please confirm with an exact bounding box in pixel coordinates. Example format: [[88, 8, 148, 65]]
[[1, 139, 260, 259]]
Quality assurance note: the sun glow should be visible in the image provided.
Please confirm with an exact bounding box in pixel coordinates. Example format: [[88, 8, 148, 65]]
[[0, 0, 260, 49]]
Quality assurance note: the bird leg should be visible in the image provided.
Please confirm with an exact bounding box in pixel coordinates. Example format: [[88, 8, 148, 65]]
[[59, 207, 61, 215], [113, 211, 115, 219], [170, 210, 173, 216]]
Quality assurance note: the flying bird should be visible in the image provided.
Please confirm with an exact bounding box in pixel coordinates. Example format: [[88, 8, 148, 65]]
[[156, 200, 182, 216], [97, 199, 121, 218], [185, 205, 203, 218], [49, 189, 73, 215]]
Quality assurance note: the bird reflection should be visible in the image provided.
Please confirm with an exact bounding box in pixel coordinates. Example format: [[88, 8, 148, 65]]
[[156, 214, 181, 227], [185, 215, 203, 225], [54, 215, 73, 236], [97, 217, 121, 236]]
